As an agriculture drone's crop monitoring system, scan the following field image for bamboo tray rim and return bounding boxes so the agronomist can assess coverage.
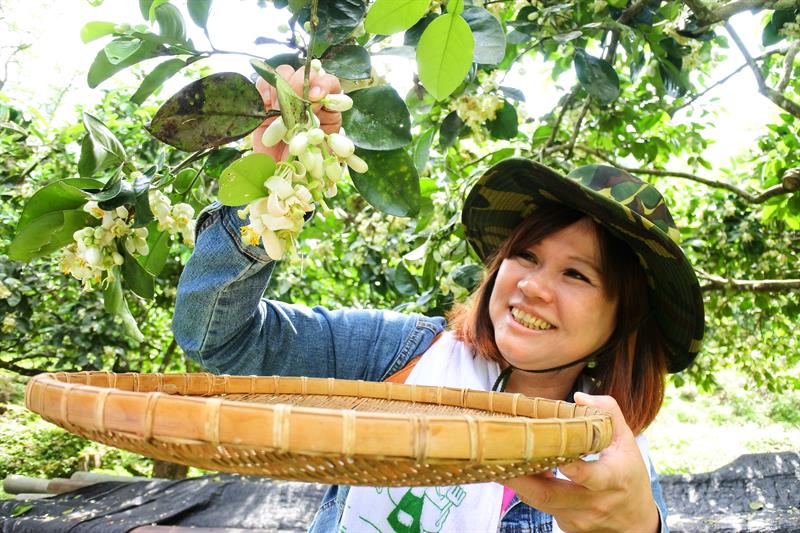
[24,371,614,484]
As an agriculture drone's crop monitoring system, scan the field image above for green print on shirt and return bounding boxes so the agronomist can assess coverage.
[352,486,467,533]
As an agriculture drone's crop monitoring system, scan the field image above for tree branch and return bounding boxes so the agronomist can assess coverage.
[0,358,52,377]
[726,21,800,119]
[698,270,800,292]
[540,88,578,160]
[671,48,788,114]
[685,0,800,29]
[548,143,797,203]
[777,41,800,93]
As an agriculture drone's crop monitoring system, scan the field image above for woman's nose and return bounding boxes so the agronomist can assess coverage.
[517,272,554,302]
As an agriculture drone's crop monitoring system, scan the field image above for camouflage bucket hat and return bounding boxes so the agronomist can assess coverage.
[462,158,704,373]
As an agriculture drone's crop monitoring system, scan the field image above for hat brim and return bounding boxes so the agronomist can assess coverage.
[462,158,704,373]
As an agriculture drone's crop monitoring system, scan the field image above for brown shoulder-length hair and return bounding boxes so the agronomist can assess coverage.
[449,203,669,434]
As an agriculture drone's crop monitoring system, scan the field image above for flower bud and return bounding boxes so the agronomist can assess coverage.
[112,252,124,266]
[261,117,287,147]
[346,153,368,174]
[124,238,136,256]
[327,133,355,159]
[85,247,103,267]
[116,206,129,219]
[322,93,353,112]
[307,127,325,146]
[288,132,309,156]
[311,58,323,72]
[325,158,345,181]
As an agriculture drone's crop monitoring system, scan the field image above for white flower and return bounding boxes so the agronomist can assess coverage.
[346,154,368,174]
[322,93,353,112]
[261,228,286,260]
[261,117,288,147]
[288,132,309,156]
[264,175,294,199]
[0,282,11,300]
[327,133,355,159]
[307,128,325,146]
[84,246,103,267]
[83,201,104,218]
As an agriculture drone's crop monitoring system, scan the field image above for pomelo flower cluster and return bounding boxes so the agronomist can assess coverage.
[60,203,146,288]
[148,189,196,246]
[60,191,195,289]
[239,66,367,260]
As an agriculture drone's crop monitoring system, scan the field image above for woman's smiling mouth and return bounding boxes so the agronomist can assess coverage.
[510,307,554,331]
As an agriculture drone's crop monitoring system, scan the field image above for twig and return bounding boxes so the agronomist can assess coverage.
[566,98,591,159]
[540,88,578,160]
[671,48,787,115]
[777,42,800,93]
[687,0,799,29]
[550,143,795,203]
[726,21,800,118]
[303,0,320,113]
[697,269,800,292]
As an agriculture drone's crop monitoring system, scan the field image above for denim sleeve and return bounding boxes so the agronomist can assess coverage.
[172,202,445,381]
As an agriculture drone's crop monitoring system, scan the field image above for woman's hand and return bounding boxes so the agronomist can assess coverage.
[252,64,343,162]
[504,393,660,533]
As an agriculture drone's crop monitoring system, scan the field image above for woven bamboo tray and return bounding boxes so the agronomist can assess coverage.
[25,372,612,486]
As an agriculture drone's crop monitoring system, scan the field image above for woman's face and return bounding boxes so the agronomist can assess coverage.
[488,217,619,372]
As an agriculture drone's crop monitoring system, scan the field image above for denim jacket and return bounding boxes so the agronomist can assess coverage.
[173,202,670,533]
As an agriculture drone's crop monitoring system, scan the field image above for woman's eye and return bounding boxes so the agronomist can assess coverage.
[565,269,590,283]
[517,251,537,263]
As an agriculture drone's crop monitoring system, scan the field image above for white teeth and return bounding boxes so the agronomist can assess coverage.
[511,308,553,331]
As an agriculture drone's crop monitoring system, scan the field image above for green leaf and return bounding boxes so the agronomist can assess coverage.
[416,12,474,100]
[103,272,144,342]
[131,58,188,104]
[140,224,170,276]
[342,86,412,150]
[439,110,465,149]
[486,99,518,140]
[250,59,304,130]
[364,0,429,35]
[88,40,164,88]
[188,0,213,29]
[204,147,242,178]
[17,178,99,231]
[120,243,155,299]
[461,7,505,65]
[447,0,465,15]
[155,3,187,42]
[146,73,267,152]
[413,126,436,174]
[147,0,171,22]
[218,153,276,205]
[97,179,135,211]
[316,0,367,47]
[132,173,154,228]
[351,147,420,217]
[451,263,482,290]
[393,262,419,295]
[78,112,127,177]
[574,49,620,105]
[104,38,143,65]
[762,9,797,46]
[404,12,437,47]
[9,210,97,262]
[321,45,372,80]
[81,21,118,43]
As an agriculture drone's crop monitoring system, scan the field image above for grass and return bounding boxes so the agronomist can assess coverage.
[647,369,800,475]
